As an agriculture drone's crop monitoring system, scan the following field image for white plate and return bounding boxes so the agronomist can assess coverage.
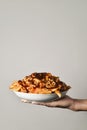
[13,91,67,102]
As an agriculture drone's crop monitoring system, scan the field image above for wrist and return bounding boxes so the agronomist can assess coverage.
[68,98,77,111]
[69,98,87,111]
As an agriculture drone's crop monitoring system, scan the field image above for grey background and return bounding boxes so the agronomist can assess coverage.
[0,0,87,130]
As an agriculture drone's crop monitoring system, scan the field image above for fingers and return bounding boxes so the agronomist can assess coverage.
[31,101,58,107]
[21,99,32,103]
[32,101,50,106]
[21,99,50,106]
[21,99,53,107]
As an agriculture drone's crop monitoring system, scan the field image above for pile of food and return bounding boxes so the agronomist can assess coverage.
[10,72,70,97]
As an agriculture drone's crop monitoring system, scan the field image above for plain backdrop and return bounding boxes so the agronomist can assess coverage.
[0,0,87,130]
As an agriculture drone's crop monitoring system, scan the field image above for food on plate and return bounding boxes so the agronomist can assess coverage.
[9,72,71,97]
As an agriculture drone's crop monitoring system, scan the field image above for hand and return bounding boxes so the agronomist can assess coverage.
[21,95,75,111]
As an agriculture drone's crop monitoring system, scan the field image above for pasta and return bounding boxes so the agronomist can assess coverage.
[10,72,71,97]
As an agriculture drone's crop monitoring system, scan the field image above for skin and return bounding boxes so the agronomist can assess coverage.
[21,95,87,111]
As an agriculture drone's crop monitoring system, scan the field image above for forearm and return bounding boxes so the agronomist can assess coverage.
[70,99,87,111]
